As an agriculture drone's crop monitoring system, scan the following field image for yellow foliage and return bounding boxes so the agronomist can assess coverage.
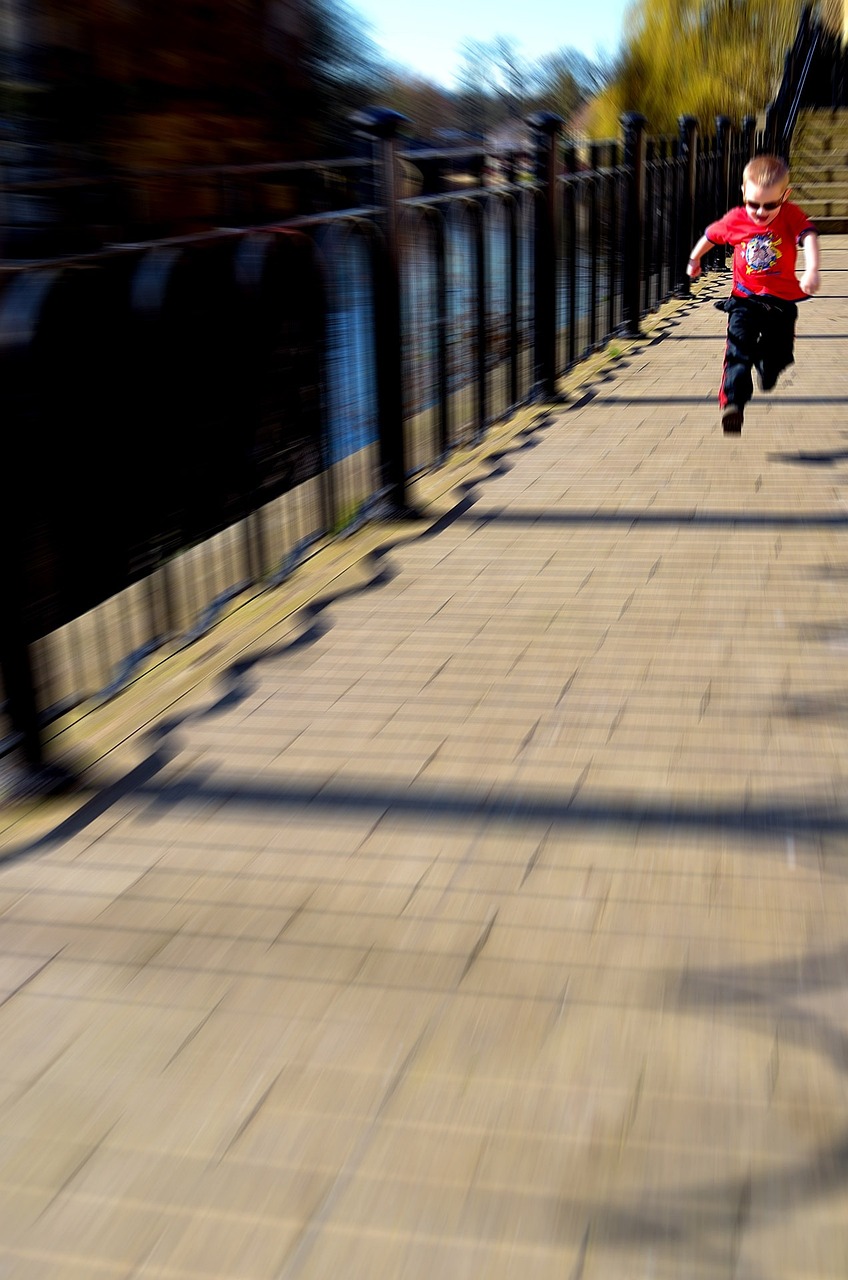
[584,0,812,137]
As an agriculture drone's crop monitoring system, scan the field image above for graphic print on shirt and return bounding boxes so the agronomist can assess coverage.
[744,232,781,275]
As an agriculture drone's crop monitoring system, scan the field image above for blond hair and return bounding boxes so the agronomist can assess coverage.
[743,155,789,188]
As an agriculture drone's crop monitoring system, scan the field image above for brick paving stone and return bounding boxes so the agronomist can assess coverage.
[2,245,848,1276]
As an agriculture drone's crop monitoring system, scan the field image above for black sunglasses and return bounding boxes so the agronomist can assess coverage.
[745,197,785,211]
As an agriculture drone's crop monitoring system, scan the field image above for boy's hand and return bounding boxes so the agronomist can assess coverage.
[800,269,820,295]
[686,257,701,278]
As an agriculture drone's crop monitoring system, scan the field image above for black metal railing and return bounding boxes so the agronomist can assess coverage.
[558,140,626,368]
[0,109,760,778]
[762,2,848,160]
[0,155,377,260]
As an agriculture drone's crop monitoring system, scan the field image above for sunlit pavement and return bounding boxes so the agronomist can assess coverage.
[2,244,848,1278]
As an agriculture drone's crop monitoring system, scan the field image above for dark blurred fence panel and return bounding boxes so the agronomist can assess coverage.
[0,113,758,767]
[0,227,331,750]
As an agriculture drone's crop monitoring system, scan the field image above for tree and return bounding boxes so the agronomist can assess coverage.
[455,39,500,137]
[584,0,814,137]
[491,37,528,124]
[528,47,610,132]
[294,0,389,149]
[379,72,456,143]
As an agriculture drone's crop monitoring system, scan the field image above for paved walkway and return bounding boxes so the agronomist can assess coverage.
[3,242,848,1279]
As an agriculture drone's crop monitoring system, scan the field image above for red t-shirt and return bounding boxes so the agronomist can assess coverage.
[705,202,816,301]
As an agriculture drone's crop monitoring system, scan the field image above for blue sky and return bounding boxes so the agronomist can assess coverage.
[350,0,631,86]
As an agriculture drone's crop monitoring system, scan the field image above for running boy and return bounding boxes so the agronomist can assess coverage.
[686,154,820,434]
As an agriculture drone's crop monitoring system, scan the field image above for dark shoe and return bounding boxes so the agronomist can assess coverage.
[721,404,744,434]
[757,368,779,392]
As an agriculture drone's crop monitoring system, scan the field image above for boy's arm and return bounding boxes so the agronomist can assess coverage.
[686,235,715,278]
[799,230,820,295]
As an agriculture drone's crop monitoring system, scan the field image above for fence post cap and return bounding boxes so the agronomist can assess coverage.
[620,111,647,129]
[526,111,563,134]
[351,107,408,139]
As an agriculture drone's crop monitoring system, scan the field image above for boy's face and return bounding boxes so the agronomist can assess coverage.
[742,178,789,227]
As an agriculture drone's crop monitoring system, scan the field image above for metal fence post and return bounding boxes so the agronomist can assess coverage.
[0,566,41,769]
[354,107,416,518]
[527,111,562,399]
[734,115,757,198]
[588,140,601,349]
[562,141,578,370]
[715,116,732,270]
[678,116,698,293]
[0,515,72,797]
[741,115,756,163]
[621,112,647,336]
[0,272,74,797]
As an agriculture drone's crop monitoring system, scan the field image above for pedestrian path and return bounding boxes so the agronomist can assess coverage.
[2,242,848,1278]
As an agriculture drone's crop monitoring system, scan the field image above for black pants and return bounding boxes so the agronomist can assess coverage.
[717,294,798,408]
